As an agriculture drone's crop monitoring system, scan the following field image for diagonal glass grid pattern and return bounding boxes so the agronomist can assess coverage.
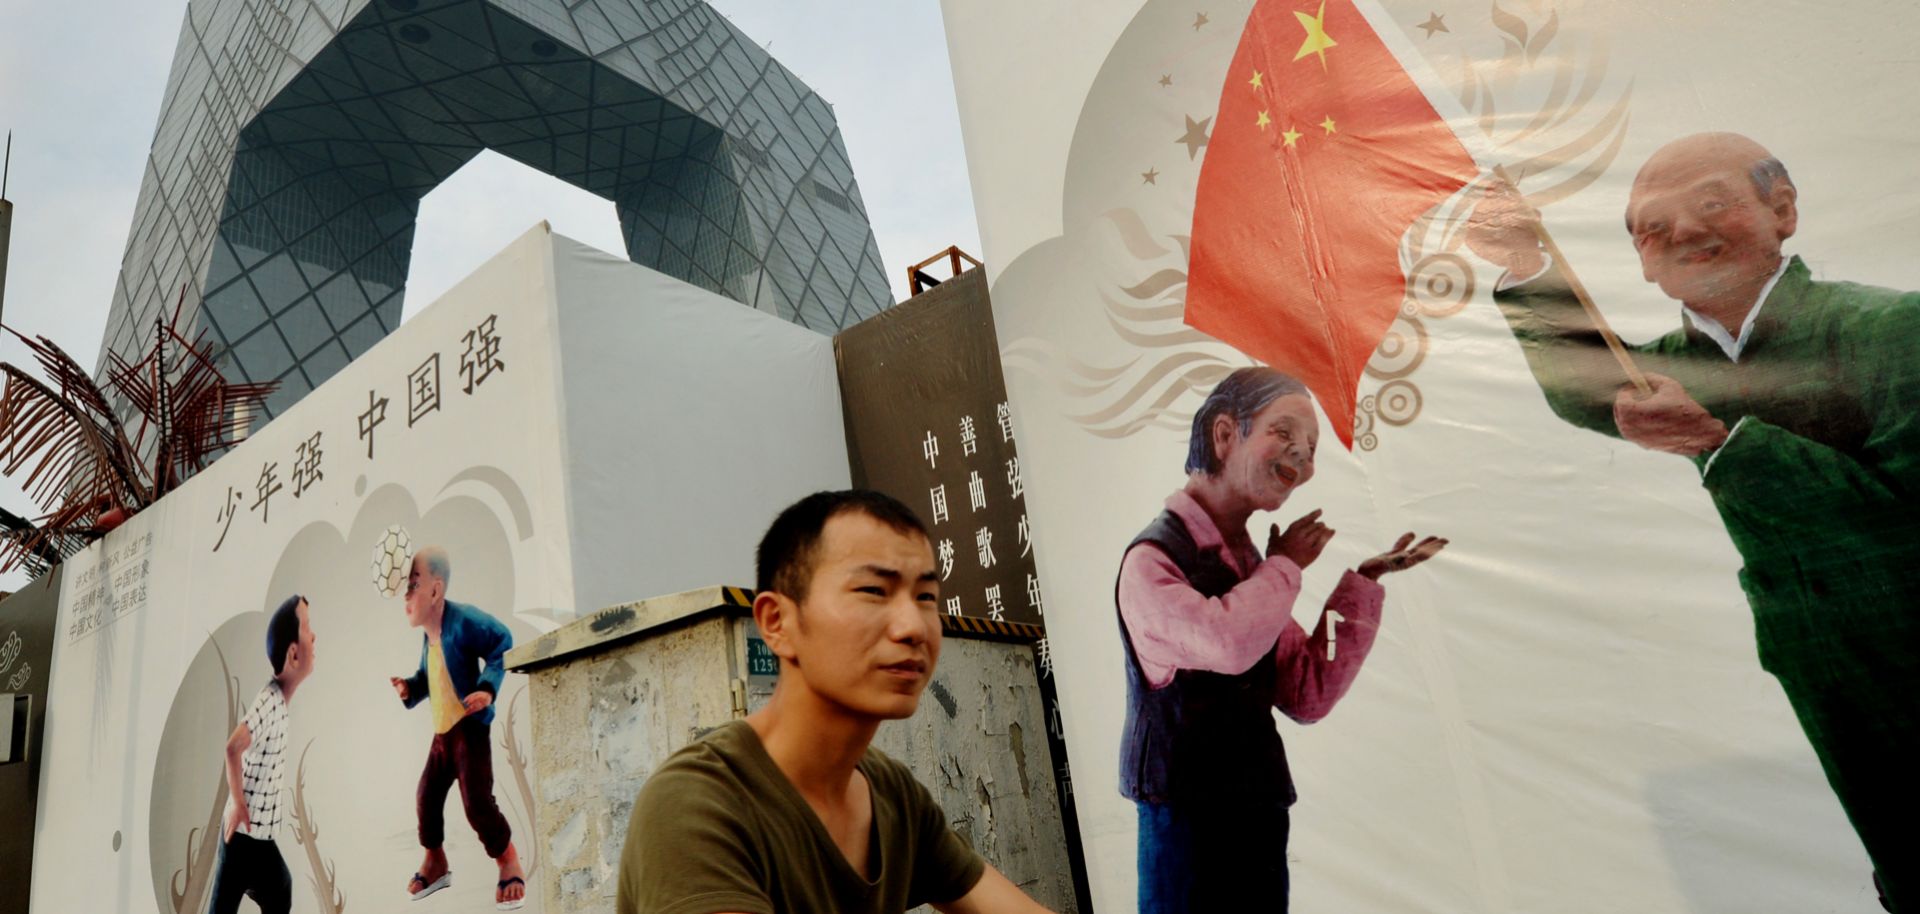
[101,0,895,428]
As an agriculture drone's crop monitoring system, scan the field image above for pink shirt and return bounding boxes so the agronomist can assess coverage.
[1118,490,1386,722]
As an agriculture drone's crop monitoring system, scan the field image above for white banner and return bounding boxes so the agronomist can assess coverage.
[942,0,1920,910]
[29,226,851,914]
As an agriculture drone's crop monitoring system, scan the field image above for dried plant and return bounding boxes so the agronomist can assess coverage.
[500,684,541,880]
[291,740,347,914]
[0,288,274,575]
[170,640,241,914]
[0,505,63,570]
[105,292,277,491]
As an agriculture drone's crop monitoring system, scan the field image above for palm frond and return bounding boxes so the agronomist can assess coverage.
[0,364,133,509]
[0,286,277,576]
[8,328,121,429]
[0,501,94,576]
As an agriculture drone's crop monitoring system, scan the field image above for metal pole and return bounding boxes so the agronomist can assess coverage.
[1490,164,1650,396]
[0,131,13,325]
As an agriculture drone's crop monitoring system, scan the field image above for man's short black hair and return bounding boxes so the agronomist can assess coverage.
[1186,366,1309,475]
[265,594,305,676]
[756,490,930,599]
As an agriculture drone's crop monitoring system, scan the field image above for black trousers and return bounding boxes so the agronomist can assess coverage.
[207,832,290,914]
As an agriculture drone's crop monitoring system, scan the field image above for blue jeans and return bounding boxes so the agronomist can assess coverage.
[1137,799,1290,913]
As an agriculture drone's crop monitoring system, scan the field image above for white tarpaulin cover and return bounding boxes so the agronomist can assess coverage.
[940,0,1920,910]
[27,226,848,914]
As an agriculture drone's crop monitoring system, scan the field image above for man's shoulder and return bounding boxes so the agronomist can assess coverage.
[444,598,495,622]
[621,724,780,914]
[444,599,509,635]
[640,724,760,806]
[629,724,774,861]
[1766,273,1920,362]
[1781,258,1919,317]
[661,722,752,768]
[1823,279,1920,318]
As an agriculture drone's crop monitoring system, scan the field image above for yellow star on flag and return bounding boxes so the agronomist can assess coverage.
[1249,69,1263,89]
[1320,114,1338,134]
[1282,127,1302,147]
[1294,1,1337,67]
[1256,110,1272,130]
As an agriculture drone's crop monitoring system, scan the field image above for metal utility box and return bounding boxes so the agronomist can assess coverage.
[505,586,1077,914]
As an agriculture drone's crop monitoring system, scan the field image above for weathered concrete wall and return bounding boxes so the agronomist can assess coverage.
[513,592,1077,914]
[525,614,738,912]
[870,638,1076,913]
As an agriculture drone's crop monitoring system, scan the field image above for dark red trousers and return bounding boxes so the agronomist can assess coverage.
[416,714,512,858]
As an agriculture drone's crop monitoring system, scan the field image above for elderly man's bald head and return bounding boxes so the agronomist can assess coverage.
[1629,132,1794,224]
[402,546,452,627]
[1634,134,1777,187]
[413,546,450,585]
[1624,132,1798,312]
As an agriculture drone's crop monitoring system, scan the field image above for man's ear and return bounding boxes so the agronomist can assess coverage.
[1770,180,1798,241]
[754,591,801,663]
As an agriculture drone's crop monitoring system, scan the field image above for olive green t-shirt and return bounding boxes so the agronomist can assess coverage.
[617,721,986,914]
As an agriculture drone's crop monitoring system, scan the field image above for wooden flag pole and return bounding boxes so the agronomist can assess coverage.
[1491,164,1652,397]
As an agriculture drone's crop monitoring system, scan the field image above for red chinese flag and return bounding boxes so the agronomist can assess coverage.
[1185,0,1479,448]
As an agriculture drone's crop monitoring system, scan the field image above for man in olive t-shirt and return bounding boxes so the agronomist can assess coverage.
[617,490,1057,914]
[620,720,982,913]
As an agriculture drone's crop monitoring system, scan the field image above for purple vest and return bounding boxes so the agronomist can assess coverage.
[1115,509,1296,807]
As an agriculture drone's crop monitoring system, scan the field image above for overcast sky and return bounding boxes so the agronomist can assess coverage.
[0,0,980,589]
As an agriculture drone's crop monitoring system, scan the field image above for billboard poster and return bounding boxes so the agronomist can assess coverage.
[23,224,854,914]
[30,231,573,914]
[941,0,1920,910]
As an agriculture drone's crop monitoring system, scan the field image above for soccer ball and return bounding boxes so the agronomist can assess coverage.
[371,525,413,597]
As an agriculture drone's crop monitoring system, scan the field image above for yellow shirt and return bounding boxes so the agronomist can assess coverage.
[426,640,467,735]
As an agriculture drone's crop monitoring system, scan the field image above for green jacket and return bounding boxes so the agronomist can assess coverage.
[1496,252,1920,906]
[1494,256,1920,692]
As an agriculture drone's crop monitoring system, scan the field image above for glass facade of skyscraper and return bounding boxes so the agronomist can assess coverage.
[102,0,894,419]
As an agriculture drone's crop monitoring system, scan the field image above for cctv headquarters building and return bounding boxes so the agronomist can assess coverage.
[101,0,895,419]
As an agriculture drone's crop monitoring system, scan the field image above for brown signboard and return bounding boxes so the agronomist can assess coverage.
[835,268,1043,631]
